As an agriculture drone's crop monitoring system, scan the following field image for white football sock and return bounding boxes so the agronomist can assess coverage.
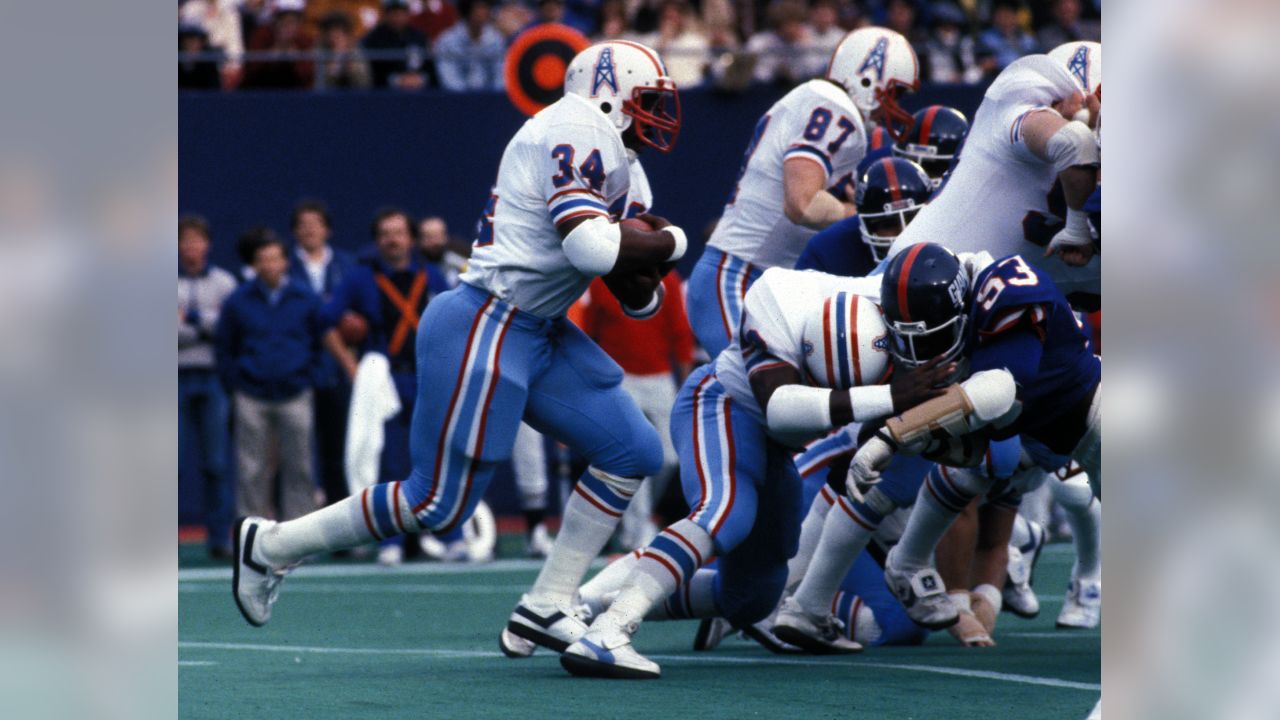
[1053,475,1101,581]
[894,466,992,569]
[652,568,717,620]
[602,519,713,629]
[793,494,881,617]
[1010,512,1033,549]
[528,467,638,607]
[786,487,837,592]
[577,550,641,616]
[257,482,418,567]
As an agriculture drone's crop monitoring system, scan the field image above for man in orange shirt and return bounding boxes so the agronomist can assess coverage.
[576,272,695,549]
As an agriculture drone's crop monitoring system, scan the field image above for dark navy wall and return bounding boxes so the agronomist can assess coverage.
[180,83,985,276]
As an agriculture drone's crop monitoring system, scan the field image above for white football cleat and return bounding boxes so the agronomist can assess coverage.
[772,596,863,654]
[1002,546,1041,618]
[883,547,959,630]
[526,523,554,559]
[693,617,732,651]
[376,543,404,567]
[504,595,589,652]
[498,626,538,658]
[232,517,292,627]
[561,621,660,679]
[1057,578,1101,629]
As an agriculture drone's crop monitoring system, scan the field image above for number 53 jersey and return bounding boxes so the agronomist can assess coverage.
[708,79,868,270]
[460,92,652,319]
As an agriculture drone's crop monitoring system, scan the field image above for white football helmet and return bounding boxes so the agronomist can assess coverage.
[1048,41,1101,99]
[826,27,921,140]
[563,40,681,152]
[801,292,891,390]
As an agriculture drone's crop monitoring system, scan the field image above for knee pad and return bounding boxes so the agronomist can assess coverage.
[721,563,787,627]
[588,465,644,497]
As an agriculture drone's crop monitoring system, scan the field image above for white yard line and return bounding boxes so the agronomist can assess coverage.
[179,582,528,594]
[177,641,1099,691]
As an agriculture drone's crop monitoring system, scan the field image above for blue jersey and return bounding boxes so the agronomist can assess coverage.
[793,216,879,278]
[967,254,1100,453]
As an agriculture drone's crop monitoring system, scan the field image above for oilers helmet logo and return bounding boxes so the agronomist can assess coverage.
[857,37,889,82]
[591,47,619,97]
[1067,45,1091,92]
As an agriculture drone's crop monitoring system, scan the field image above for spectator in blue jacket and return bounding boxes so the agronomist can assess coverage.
[321,207,448,564]
[288,200,359,507]
[216,229,323,522]
[978,0,1039,77]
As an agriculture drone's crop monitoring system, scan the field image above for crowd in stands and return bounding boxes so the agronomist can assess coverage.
[179,0,1100,91]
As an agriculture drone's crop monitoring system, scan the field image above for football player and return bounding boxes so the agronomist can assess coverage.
[685,28,920,357]
[230,42,691,661]
[884,42,1101,296]
[559,267,952,678]
[795,155,935,278]
[893,104,970,189]
[848,244,1101,628]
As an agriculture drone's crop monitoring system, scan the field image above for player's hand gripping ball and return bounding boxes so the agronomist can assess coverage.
[604,216,671,310]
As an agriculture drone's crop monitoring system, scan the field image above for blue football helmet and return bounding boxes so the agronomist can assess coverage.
[855,157,933,262]
[893,105,970,188]
[879,243,969,368]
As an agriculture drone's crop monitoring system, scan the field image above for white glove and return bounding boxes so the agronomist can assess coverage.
[1046,208,1096,264]
[846,434,894,502]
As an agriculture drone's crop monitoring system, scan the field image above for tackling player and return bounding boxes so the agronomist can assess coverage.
[230,42,691,660]
[848,244,1101,627]
[559,267,951,678]
[685,27,921,357]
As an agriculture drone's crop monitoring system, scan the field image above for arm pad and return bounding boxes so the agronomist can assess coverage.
[884,370,1018,448]
[1046,120,1101,175]
[766,384,833,439]
[798,190,847,229]
[562,216,622,276]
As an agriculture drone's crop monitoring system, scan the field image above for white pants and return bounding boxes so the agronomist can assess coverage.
[618,372,680,548]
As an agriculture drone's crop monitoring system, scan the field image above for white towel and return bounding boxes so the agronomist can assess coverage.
[344,352,401,496]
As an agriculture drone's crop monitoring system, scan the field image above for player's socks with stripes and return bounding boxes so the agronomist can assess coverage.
[893,466,993,569]
[528,467,638,607]
[1052,477,1101,580]
[656,568,717,620]
[577,550,641,616]
[257,481,419,567]
[833,592,880,644]
[793,493,884,617]
[604,520,714,629]
[786,487,837,592]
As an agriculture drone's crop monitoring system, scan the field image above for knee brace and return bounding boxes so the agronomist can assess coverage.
[588,465,644,497]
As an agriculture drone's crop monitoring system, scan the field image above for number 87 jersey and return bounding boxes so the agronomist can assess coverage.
[709,78,868,270]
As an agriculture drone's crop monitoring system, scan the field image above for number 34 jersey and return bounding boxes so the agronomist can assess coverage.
[460,93,652,319]
[708,79,868,270]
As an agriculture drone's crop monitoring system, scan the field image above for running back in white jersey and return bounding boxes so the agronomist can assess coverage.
[709,79,868,270]
[461,93,646,318]
[715,267,880,423]
[886,55,1099,297]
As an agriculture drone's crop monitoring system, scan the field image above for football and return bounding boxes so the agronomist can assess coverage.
[337,311,368,345]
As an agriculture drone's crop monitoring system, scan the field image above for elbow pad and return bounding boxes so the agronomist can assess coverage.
[797,190,847,229]
[961,369,1017,423]
[1046,120,1101,175]
[766,384,833,440]
[562,216,622,276]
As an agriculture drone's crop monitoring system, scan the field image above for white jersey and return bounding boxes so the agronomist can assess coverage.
[715,267,879,423]
[460,93,650,318]
[709,79,867,270]
[887,55,1099,297]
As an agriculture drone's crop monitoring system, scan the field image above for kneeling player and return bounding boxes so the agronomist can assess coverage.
[559,267,951,678]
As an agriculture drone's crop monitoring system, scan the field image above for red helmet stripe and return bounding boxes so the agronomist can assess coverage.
[896,243,926,323]
[610,40,665,76]
[882,157,902,203]
[822,297,835,386]
[919,105,940,145]
[849,295,863,386]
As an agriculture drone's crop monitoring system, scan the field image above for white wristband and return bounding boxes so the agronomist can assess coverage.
[663,225,687,263]
[848,384,895,423]
[621,282,664,320]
